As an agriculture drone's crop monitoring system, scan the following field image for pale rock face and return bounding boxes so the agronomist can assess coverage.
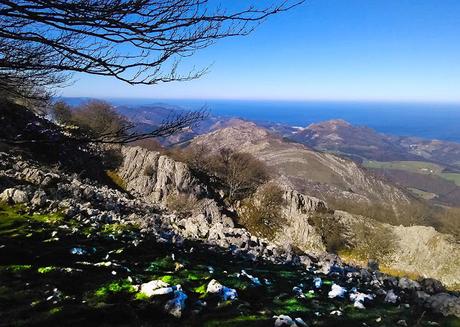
[278,188,327,253]
[0,188,29,204]
[118,146,205,203]
[391,226,460,287]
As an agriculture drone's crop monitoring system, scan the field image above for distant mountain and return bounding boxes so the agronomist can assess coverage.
[189,120,414,215]
[280,119,460,206]
[288,119,417,162]
[109,103,460,206]
[114,103,238,145]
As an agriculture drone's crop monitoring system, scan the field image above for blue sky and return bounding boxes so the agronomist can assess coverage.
[62,0,460,103]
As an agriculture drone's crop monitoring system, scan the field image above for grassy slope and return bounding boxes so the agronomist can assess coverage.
[0,203,459,327]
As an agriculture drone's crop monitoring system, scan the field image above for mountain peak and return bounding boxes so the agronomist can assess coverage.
[306,119,351,130]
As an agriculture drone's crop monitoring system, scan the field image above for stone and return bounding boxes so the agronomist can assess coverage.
[164,290,188,318]
[273,315,297,327]
[139,280,176,297]
[384,289,399,304]
[420,278,446,295]
[328,284,346,299]
[367,259,379,272]
[31,189,47,207]
[206,279,238,301]
[0,188,29,204]
[424,293,460,317]
[398,277,421,291]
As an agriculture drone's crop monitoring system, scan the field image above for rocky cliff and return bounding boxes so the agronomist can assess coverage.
[116,145,460,287]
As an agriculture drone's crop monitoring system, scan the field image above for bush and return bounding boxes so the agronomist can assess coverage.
[166,193,200,217]
[309,213,349,253]
[351,221,397,264]
[208,148,269,203]
[51,101,73,124]
[169,146,269,204]
[71,100,129,138]
[239,183,285,239]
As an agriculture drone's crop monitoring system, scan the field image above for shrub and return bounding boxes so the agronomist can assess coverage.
[71,100,129,138]
[51,101,73,124]
[169,146,269,204]
[208,148,269,203]
[351,221,397,264]
[309,213,349,253]
[239,183,285,239]
[106,170,127,190]
[166,193,200,217]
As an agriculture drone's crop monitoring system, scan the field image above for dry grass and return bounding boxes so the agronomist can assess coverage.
[106,170,127,190]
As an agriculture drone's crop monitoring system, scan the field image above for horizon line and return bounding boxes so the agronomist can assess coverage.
[60,95,460,106]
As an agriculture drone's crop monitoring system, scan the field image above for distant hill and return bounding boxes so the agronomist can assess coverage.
[278,119,460,206]
[189,120,414,217]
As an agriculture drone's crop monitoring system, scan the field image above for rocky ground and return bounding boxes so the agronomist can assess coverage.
[1,150,460,326]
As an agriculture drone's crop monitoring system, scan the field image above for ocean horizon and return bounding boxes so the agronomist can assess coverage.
[64,97,460,143]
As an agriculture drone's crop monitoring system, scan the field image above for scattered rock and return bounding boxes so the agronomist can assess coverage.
[164,290,188,318]
[328,284,346,299]
[384,289,399,304]
[140,280,178,297]
[206,279,238,301]
[0,188,29,204]
[420,278,446,295]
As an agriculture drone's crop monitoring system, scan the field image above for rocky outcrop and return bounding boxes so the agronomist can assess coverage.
[118,146,205,203]
[333,210,460,287]
[391,225,460,287]
[277,187,327,252]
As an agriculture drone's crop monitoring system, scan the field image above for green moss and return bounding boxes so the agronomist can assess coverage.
[193,284,207,295]
[101,223,137,236]
[272,297,305,314]
[135,292,150,301]
[92,279,137,302]
[5,264,32,272]
[49,307,62,315]
[203,315,269,327]
[160,275,175,284]
[146,256,176,273]
[0,202,63,237]
[38,266,56,274]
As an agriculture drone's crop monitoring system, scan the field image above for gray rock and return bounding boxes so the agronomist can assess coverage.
[424,293,460,318]
[31,190,47,207]
[367,259,379,272]
[398,277,421,291]
[420,278,446,295]
[0,188,29,204]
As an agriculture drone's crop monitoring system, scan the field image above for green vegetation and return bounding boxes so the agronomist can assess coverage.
[363,160,460,187]
[91,279,137,302]
[440,173,460,187]
[238,182,286,240]
[0,202,458,326]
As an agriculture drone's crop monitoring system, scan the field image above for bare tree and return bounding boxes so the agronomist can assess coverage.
[0,0,303,89]
[0,0,302,143]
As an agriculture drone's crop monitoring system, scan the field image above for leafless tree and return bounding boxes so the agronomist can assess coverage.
[0,0,302,143]
[0,0,303,89]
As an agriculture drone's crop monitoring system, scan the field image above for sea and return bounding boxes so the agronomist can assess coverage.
[65,98,460,143]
